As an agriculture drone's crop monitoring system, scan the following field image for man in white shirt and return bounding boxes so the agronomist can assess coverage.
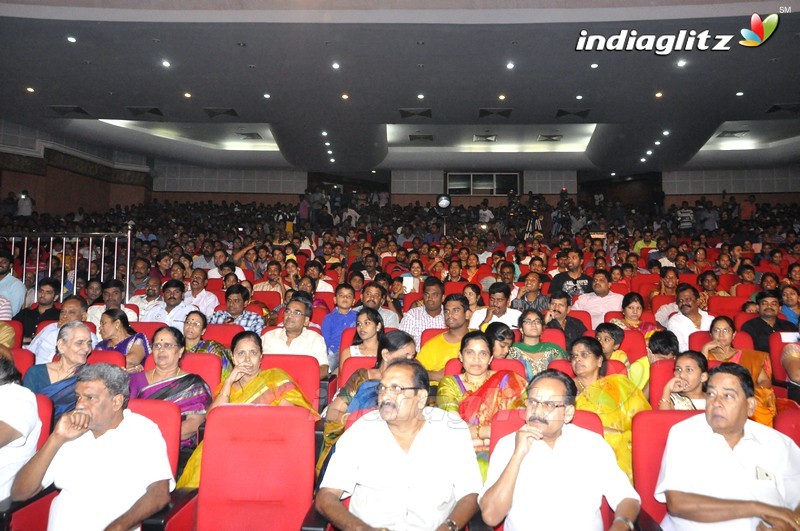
[141,279,195,329]
[128,276,163,316]
[480,369,640,530]
[29,295,99,364]
[183,268,219,318]
[656,363,800,530]
[317,359,481,530]
[359,283,400,329]
[11,364,173,530]
[261,292,328,378]
[666,284,715,352]
[206,250,245,281]
[305,261,334,293]
[469,282,522,330]
[86,279,138,338]
[572,270,625,329]
[0,357,41,499]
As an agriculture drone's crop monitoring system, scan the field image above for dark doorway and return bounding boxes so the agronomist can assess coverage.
[577,172,663,215]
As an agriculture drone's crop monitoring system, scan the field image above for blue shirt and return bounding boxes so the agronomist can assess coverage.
[321,309,357,368]
[0,273,27,315]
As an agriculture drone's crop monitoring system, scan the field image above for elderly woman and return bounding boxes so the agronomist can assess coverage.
[317,330,417,476]
[130,326,212,449]
[97,308,151,372]
[437,331,527,479]
[177,330,318,488]
[338,307,385,370]
[700,315,777,426]
[507,309,567,380]
[610,292,659,337]
[23,321,92,420]
[658,350,708,410]
[572,337,650,482]
[183,310,233,380]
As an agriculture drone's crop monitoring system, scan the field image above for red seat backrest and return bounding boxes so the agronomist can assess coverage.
[420,328,447,348]
[203,324,244,349]
[195,406,315,531]
[775,408,800,446]
[621,330,647,363]
[688,331,754,352]
[340,356,377,386]
[717,273,738,292]
[316,292,335,312]
[734,283,760,299]
[260,354,321,410]
[650,294,675,315]
[444,281,467,296]
[35,394,53,450]
[339,327,357,355]
[648,359,676,409]
[11,348,35,378]
[251,290,282,309]
[568,310,592,331]
[206,278,224,292]
[127,398,181,476]
[769,332,797,383]
[632,410,703,521]
[540,328,566,349]
[87,349,126,367]
[242,269,255,283]
[707,296,750,318]
[403,292,424,313]
[35,320,58,336]
[131,321,165,343]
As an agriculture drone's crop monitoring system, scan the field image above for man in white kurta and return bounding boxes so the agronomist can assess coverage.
[655,364,800,531]
[317,360,482,531]
[666,285,715,352]
[480,369,640,531]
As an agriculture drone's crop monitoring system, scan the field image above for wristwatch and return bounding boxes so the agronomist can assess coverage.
[444,518,458,531]
[614,515,635,530]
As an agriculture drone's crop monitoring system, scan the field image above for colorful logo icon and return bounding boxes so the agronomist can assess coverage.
[739,13,779,47]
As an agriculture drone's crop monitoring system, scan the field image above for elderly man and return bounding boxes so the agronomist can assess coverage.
[0,249,26,316]
[208,284,264,334]
[316,359,481,530]
[261,291,328,379]
[86,279,138,336]
[418,294,473,383]
[480,369,640,530]
[667,283,715,352]
[128,276,163,316]
[13,277,61,342]
[183,268,219,319]
[656,363,800,530]
[545,290,588,349]
[11,363,173,530]
[469,282,522,330]
[29,295,99,364]
[359,282,400,328]
[741,290,796,352]
[141,279,195,328]
[399,277,446,350]
[572,270,624,329]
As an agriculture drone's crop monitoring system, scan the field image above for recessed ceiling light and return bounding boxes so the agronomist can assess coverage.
[610,172,616,176]
[654,140,661,145]
[498,94,506,101]
[330,158,335,162]
[263,93,271,99]
[236,42,246,47]
[506,62,514,69]
[183,92,191,98]
[25,87,35,93]
[640,158,647,162]
[322,131,328,136]
[590,63,599,69]
[324,142,330,146]
[371,170,376,173]
[575,95,583,100]
[662,130,670,136]
[646,150,653,155]
[736,91,744,97]
[67,36,77,43]
[161,60,171,68]
[676,59,687,67]
[327,150,333,154]
[341,93,349,100]
[655,92,663,98]
[332,62,340,69]
[417,94,425,100]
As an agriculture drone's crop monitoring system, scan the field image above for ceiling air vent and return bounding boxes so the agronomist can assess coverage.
[479,108,512,118]
[717,130,749,138]
[236,132,263,140]
[399,108,432,119]
[126,107,164,117]
[538,134,563,142]
[765,103,800,114]
[48,105,91,117]
[204,108,239,118]
[409,134,434,142]
[473,134,497,142]
[556,108,590,118]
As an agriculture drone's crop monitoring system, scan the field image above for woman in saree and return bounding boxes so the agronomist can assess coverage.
[96,308,151,372]
[609,292,660,338]
[700,315,778,426]
[129,326,212,451]
[182,310,233,380]
[463,253,482,283]
[508,308,568,380]
[437,331,527,480]
[23,321,91,420]
[317,330,416,477]
[572,337,651,482]
[178,330,319,488]
[338,307,385,370]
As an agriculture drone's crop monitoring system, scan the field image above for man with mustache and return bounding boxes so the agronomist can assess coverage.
[480,369,640,530]
[741,290,796,353]
[544,290,587,349]
[316,359,481,531]
[667,284,715,352]
[141,279,195,328]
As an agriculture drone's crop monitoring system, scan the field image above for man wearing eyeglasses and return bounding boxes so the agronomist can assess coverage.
[316,359,481,531]
[480,369,640,530]
[261,291,328,379]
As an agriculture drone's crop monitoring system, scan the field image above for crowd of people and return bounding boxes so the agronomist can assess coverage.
[1,188,800,530]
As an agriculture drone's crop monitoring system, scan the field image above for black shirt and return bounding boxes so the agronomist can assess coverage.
[549,272,593,298]
[546,315,588,350]
[13,306,61,340]
[740,317,796,352]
